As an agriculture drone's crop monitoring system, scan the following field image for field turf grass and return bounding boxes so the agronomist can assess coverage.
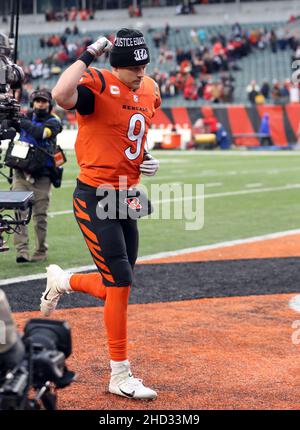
[1,150,300,280]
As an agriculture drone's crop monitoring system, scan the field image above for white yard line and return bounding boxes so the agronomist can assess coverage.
[49,209,73,217]
[245,183,263,188]
[138,228,300,262]
[55,166,300,189]
[288,295,300,312]
[2,228,300,286]
[0,265,97,286]
[157,183,300,204]
[155,150,300,156]
[157,159,188,164]
[204,182,223,187]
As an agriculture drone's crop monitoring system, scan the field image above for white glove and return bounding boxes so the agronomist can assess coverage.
[140,155,159,176]
[87,37,112,57]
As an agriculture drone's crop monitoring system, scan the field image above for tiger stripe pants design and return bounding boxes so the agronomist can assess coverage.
[71,179,139,361]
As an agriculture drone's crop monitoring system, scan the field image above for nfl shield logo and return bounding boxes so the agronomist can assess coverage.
[133,95,139,102]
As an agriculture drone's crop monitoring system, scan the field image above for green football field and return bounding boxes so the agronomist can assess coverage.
[1,150,300,280]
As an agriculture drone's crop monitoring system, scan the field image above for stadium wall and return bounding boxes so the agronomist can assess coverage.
[53,103,300,150]
[150,104,300,147]
[4,0,300,34]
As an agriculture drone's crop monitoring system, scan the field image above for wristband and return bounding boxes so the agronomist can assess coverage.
[143,150,152,160]
[78,51,95,67]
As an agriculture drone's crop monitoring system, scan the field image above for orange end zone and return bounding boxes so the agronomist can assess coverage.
[13,294,300,410]
[142,233,300,264]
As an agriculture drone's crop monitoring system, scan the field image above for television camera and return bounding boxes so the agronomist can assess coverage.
[0,289,75,410]
[0,28,33,252]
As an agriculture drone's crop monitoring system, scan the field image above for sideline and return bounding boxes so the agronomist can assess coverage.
[2,228,300,286]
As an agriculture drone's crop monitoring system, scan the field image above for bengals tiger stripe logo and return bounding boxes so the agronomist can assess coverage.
[125,197,142,210]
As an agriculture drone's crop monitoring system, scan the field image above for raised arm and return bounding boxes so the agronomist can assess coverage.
[52,37,112,110]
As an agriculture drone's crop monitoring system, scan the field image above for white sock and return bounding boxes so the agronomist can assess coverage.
[110,359,130,376]
[58,272,72,293]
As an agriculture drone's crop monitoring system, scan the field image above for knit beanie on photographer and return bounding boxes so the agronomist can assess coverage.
[109,28,150,68]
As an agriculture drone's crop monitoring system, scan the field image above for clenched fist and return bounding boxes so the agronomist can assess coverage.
[87,37,112,57]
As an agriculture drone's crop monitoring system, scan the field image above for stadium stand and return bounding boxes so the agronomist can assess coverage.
[6,1,299,147]
[17,20,296,104]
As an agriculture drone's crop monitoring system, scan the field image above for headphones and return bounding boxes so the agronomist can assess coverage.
[29,89,53,112]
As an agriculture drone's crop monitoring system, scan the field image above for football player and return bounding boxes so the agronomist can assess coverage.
[40,29,160,400]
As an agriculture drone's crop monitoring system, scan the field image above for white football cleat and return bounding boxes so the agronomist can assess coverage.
[109,368,157,400]
[40,264,72,317]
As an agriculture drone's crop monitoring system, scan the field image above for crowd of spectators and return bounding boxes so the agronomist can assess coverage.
[148,20,300,103]
[20,29,114,83]
[175,1,196,15]
[246,78,300,105]
[245,34,300,105]
[39,26,80,48]
[128,0,143,17]
[149,21,255,102]
[45,7,94,22]
[150,68,235,103]
[18,17,300,105]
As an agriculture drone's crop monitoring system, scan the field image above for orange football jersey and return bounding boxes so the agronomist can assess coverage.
[75,68,161,189]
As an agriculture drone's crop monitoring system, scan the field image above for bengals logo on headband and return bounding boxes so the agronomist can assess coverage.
[134,49,148,62]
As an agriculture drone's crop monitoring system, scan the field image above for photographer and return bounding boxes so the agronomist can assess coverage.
[12,89,62,263]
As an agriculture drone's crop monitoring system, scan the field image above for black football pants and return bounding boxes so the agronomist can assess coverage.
[73,179,139,287]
